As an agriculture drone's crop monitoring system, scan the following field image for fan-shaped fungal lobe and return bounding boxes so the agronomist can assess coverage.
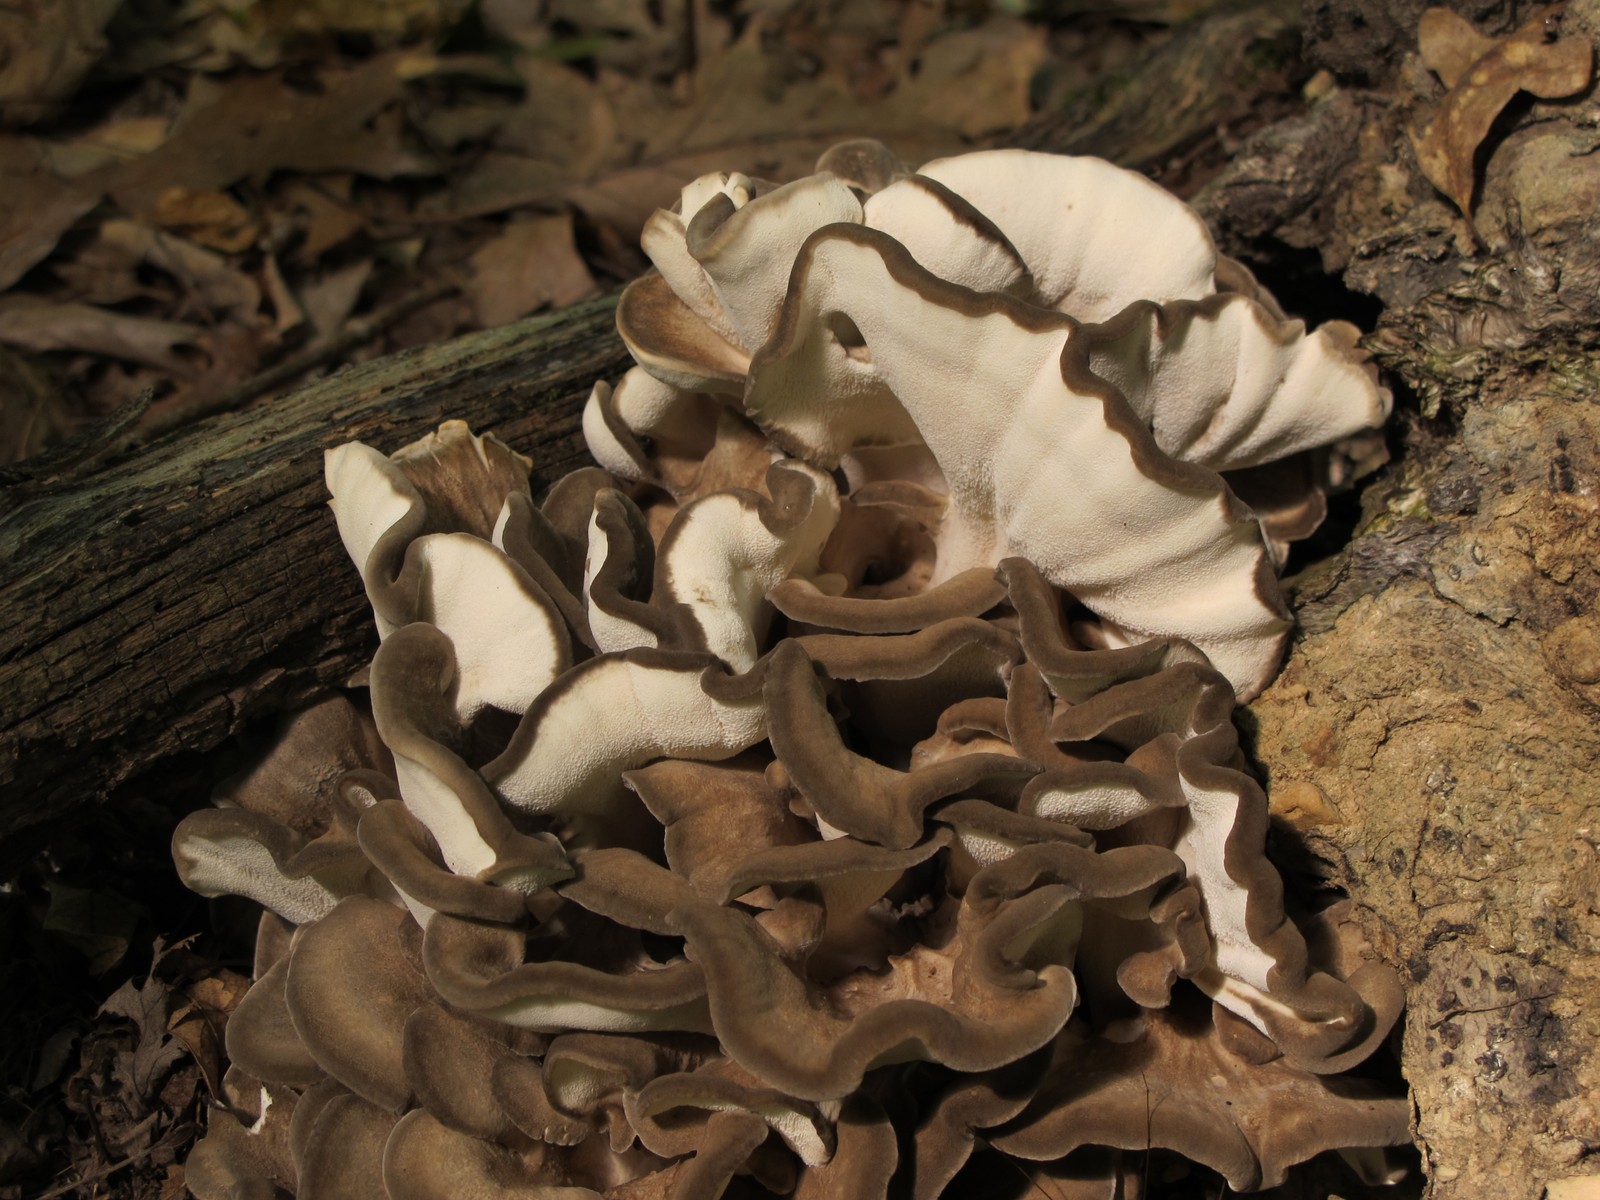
[176,140,1402,1199]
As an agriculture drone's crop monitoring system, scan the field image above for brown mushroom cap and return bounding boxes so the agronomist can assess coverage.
[990,998,1412,1191]
[284,897,430,1112]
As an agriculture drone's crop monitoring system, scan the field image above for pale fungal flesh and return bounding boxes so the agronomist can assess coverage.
[175,141,1404,1199]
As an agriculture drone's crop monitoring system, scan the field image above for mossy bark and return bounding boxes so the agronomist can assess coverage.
[0,296,630,873]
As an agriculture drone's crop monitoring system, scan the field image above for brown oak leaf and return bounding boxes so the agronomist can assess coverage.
[1410,7,1594,220]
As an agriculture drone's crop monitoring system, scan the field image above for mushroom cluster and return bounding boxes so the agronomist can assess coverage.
[174,142,1405,1199]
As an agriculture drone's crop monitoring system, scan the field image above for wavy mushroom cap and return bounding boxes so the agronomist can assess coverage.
[600,141,1389,702]
[178,138,1403,1200]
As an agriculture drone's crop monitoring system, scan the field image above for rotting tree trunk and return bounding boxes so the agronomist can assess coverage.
[0,295,630,875]
[1192,0,1600,1195]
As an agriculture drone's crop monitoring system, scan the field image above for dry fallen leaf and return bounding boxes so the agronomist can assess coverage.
[424,11,1043,241]
[466,211,598,326]
[1411,7,1595,220]
[282,177,369,263]
[166,970,251,1099]
[104,53,437,215]
[0,299,200,372]
[98,220,263,319]
[39,115,170,179]
[99,973,186,1102]
[151,187,261,254]
[300,258,374,337]
[0,138,98,292]
[0,0,122,126]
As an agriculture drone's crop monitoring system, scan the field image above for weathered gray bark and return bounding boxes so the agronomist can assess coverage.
[0,296,630,874]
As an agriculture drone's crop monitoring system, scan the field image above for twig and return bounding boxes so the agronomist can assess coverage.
[33,1120,195,1200]
[134,280,459,445]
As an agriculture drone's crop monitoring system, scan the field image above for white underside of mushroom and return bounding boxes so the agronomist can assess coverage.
[390,754,499,879]
[488,656,768,817]
[1171,776,1275,997]
[655,468,840,671]
[477,994,712,1036]
[325,442,421,637]
[172,827,341,926]
[915,148,1221,321]
[1086,299,1391,473]
[407,533,569,721]
[748,228,1289,698]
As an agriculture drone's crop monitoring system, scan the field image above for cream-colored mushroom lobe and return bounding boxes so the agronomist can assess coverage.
[747,224,1290,698]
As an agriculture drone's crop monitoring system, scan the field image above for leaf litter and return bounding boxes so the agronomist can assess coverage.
[0,0,1083,469]
[1410,5,1595,224]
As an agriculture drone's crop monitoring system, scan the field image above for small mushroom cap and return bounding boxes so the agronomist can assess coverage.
[291,1085,401,1200]
[764,640,1036,850]
[183,1080,299,1200]
[370,623,574,889]
[815,139,908,195]
[225,957,322,1089]
[326,421,535,636]
[383,1108,604,1200]
[401,1002,530,1142]
[172,807,365,926]
[284,897,430,1112]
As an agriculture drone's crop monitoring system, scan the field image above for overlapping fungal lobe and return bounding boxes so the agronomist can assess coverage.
[179,138,1406,1200]
[610,141,1389,701]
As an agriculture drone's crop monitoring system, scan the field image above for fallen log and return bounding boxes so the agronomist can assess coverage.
[0,295,630,874]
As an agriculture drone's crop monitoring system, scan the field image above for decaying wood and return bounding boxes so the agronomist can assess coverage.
[1196,2,1600,1195]
[0,295,630,874]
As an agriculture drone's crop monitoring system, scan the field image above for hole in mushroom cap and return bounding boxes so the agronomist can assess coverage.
[828,312,873,365]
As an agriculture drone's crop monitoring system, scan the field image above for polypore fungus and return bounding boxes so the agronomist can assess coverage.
[177,141,1404,1199]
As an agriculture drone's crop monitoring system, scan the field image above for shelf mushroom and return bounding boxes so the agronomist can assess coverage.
[176,141,1405,1200]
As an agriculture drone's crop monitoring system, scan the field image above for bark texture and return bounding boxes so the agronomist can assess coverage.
[1199,1,1600,1195]
[0,296,630,873]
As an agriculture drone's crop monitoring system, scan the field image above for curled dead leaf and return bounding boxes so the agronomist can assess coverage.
[0,139,98,292]
[98,221,262,319]
[167,970,252,1098]
[151,188,260,254]
[465,212,598,327]
[0,0,121,126]
[105,54,435,215]
[1410,7,1594,220]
